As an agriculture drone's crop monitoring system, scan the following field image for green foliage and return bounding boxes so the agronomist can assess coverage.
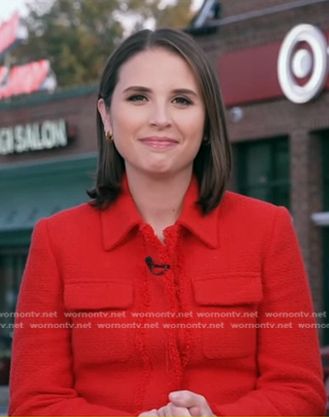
[13,0,123,87]
[153,0,194,29]
[124,0,194,31]
[12,0,195,88]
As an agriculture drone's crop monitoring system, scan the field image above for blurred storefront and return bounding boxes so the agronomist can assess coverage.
[190,0,329,342]
[0,86,98,380]
[0,0,329,389]
[0,11,98,372]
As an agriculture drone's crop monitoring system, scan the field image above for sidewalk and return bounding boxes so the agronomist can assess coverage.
[0,386,8,416]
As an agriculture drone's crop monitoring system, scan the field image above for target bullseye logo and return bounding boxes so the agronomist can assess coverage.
[278,24,328,103]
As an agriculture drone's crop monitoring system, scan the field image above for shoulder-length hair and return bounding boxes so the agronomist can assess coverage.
[88,28,231,214]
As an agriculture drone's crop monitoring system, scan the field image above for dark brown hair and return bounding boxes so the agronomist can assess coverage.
[88,28,231,214]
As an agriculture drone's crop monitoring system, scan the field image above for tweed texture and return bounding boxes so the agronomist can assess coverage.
[9,178,326,416]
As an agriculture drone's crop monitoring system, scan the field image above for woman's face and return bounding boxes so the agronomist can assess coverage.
[98,47,206,179]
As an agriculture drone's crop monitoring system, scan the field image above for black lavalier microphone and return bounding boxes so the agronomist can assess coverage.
[145,256,170,276]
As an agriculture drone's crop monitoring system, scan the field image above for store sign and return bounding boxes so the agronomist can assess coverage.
[0,60,57,100]
[0,119,68,155]
[277,24,329,104]
[218,24,329,107]
[0,12,27,59]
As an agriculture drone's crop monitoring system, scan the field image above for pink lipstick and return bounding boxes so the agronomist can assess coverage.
[139,136,178,149]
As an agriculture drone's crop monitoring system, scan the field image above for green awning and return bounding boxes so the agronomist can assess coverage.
[0,154,97,246]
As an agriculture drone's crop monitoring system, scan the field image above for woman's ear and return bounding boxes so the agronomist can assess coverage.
[97,98,112,133]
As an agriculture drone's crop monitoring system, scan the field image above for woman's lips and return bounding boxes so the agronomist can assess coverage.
[139,137,178,149]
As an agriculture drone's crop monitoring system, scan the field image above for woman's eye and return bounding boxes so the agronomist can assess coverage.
[173,97,192,106]
[128,94,147,102]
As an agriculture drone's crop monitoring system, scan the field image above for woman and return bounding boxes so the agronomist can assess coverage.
[9,28,326,416]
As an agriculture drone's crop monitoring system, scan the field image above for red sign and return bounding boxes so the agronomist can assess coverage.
[0,60,54,100]
[218,43,283,106]
[218,29,329,106]
[0,12,23,58]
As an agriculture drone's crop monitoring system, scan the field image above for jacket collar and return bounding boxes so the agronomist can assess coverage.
[176,177,219,249]
[101,175,219,251]
[101,175,142,251]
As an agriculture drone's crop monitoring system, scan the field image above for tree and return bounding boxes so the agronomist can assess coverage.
[12,0,195,88]
[14,0,124,87]
[155,0,194,29]
[124,0,194,31]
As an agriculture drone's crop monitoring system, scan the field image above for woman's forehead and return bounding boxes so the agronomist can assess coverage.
[115,48,200,92]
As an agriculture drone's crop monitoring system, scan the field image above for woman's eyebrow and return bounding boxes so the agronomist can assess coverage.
[122,86,151,93]
[172,88,198,97]
[122,86,198,97]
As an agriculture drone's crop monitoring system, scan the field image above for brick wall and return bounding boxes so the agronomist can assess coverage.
[220,0,288,18]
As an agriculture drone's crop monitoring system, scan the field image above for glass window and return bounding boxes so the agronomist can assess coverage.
[0,249,28,340]
[235,137,290,209]
[0,248,27,385]
[323,137,329,211]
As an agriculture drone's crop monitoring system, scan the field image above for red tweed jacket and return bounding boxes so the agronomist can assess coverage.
[9,178,326,416]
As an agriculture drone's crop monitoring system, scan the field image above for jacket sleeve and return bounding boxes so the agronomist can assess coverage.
[9,219,132,416]
[210,207,326,416]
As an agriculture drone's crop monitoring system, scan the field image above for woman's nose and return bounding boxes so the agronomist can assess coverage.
[149,103,172,129]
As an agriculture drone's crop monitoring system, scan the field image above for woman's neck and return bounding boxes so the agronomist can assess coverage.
[126,169,192,240]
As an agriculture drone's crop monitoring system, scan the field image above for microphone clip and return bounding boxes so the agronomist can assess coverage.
[145,256,170,276]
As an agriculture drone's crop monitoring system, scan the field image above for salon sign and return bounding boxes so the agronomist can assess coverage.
[0,119,68,155]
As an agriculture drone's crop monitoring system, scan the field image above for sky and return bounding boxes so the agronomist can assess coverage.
[0,0,31,23]
[0,0,204,24]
